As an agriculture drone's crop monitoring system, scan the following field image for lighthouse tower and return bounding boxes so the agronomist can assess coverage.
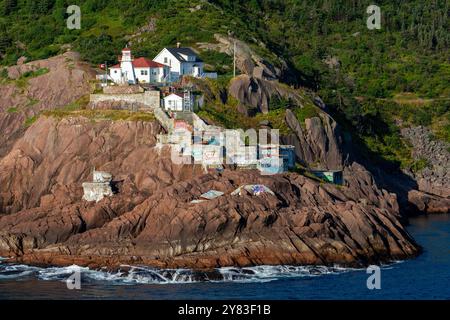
[119,47,136,84]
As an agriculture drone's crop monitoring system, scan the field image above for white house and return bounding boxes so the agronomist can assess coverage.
[153,46,205,81]
[164,92,194,112]
[109,48,170,85]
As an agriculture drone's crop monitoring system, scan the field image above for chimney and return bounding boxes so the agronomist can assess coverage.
[176,42,181,48]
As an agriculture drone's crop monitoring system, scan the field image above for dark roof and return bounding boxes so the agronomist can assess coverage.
[166,47,203,62]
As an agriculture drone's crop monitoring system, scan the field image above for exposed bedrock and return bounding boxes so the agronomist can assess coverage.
[400,126,450,214]
[0,52,95,158]
[283,109,343,170]
[0,116,418,270]
[228,74,314,115]
[0,116,202,215]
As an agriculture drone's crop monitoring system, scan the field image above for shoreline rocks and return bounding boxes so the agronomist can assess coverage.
[0,116,420,269]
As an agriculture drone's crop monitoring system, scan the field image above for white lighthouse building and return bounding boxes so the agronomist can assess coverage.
[108,45,216,85]
[113,47,136,84]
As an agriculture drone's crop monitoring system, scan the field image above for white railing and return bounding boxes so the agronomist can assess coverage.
[96,74,113,81]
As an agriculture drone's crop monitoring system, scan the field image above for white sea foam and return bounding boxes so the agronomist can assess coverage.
[0,264,40,279]
[0,260,369,284]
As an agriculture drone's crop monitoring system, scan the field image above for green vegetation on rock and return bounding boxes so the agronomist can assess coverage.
[0,0,448,172]
[294,104,320,127]
[24,115,38,127]
[41,109,156,122]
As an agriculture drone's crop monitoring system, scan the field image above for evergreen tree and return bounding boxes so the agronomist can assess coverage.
[3,0,17,15]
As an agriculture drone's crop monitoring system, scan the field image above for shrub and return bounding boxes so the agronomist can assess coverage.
[411,158,429,173]
[24,115,38,127]
[294,104,320,126]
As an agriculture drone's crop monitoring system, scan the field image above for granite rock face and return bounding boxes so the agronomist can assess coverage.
[228,75,303,114]
[401,126,450,197]
[197,34,284,81]
[284,109,343,170]
[0,116,419,270]
[401,126,450,213]
[0,117,200,215]
[0,51,95,158]
[0,50,441,271]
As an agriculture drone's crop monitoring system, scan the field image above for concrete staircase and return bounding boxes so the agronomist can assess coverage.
[174,112,194,125]
[153,106,173,132]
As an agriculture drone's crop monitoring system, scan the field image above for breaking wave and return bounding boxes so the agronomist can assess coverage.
[0,257,368,284]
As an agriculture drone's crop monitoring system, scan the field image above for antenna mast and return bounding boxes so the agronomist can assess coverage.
[233,40,236,78]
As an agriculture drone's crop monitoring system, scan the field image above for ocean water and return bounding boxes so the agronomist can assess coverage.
[0,214,449,300]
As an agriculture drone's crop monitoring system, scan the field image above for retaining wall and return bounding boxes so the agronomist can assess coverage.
[90,91,160,109]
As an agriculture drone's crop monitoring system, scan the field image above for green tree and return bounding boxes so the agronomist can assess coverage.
[3,0,17,15]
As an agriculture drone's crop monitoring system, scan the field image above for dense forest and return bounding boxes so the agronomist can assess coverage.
[0,0,449,170]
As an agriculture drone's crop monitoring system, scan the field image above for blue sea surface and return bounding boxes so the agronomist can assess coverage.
[0,214,449,300]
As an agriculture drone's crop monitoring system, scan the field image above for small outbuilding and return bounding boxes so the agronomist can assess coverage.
[311,170,344,185]
[163,92,194,112]
[82,170,114,202]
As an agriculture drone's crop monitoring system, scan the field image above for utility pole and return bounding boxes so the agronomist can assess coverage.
[233,40,236,78]
[104,61,108,86]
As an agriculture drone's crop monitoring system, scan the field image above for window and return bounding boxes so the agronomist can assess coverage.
[114,70,117,73]
[140,70,148,75]
[164,57,168,63]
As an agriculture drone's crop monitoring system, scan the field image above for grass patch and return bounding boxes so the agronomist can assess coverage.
[14,68,50,90]
[411,158,429,173]
[294,104,320,127]
[254,109,291,135]
[15,77,29,89]
[0,68,10,84]
[7,107,18,113]
[431,112,450,144]
[41,109,156,122]
[392,92,434,106]
[198,103,297,135]
[20,68,50,79]
[61,95,91,111]
[25,98,40,108]
[24,115,38,127]
[290,164,324,182]
[197,104,249,129]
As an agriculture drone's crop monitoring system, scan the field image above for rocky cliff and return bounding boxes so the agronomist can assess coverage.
[400,126,450,214]
[0,50,443,271]
[0,115,418,269]
[0,116,201,215]
[0,52,95,157]
[283,109,343,170]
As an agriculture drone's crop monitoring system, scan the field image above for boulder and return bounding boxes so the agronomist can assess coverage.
[284,109,343,169]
